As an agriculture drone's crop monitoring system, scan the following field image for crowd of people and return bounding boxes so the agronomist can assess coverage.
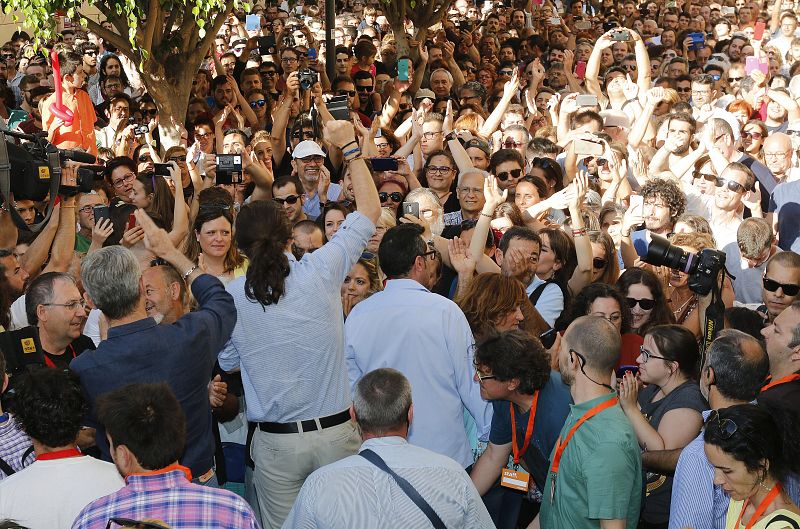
[1,0,800,527]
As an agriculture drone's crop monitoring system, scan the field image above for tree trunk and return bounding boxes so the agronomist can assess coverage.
[146,64,196,149]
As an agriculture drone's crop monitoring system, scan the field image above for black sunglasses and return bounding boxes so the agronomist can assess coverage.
[592,257,607,269]
[250,99,268,108]
[706,409,738,439]
[356,85,373,92]
[169,155,187,162]
[715,177,747,193]
[379,191,404,203]
[274,195,301,205]
[141,108,158,116]
[627,297,655,310]
[338,90,356,97]
[496,168,522,181]
[261,70,278,76]
[138,155,152,162]
[693,171,716,181]
[763,276,800,296]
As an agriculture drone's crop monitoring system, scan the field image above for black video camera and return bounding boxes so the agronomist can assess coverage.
[641,234,726,296]
[297,68,318,91]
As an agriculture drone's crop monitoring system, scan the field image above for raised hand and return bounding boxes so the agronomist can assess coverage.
[448,236,477,276]
[91,217,114,246]
[484,174,508,210]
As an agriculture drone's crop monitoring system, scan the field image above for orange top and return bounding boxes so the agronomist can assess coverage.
[42,88,98,156]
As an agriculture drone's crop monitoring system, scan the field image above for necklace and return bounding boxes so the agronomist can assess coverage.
[670,289,696,317]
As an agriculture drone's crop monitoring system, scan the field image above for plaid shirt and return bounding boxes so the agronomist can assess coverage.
[0,413,35,481]
[71,466,261,529]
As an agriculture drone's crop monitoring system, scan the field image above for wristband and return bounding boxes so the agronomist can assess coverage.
[572,228,587,237]
[183,265,198,281]
[340,140,359,151]
[343,146,362,158]
[480,212,492,218]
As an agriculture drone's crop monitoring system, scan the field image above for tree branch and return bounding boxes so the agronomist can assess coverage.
[150,0,168,55]
[81,15,133,59]
[143,0,161,56]
[94,2,130,41]
[163,8,180,47]
[190,2,236,65]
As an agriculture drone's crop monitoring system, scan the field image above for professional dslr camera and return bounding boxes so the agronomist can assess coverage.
[297,68,318,91]
[639,233,726,296]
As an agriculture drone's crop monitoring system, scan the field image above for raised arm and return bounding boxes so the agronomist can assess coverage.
[270,72,300,169]
[480,69,521,137]
[166,162,189,247]
[566,173,593,296]
[326,120,381,223]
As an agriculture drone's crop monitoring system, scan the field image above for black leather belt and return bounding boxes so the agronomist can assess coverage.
[258,409,351,434]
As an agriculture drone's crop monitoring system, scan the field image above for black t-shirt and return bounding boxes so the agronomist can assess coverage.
[45,334,95,370]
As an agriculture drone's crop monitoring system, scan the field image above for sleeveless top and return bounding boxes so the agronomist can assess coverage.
[725,500,800,529]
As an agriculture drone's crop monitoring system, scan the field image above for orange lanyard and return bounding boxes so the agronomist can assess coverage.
[734,483,783,529]
[129,463,193,482]
[550,397,619,475]
[510,391,539,466]
[761,374,800,393]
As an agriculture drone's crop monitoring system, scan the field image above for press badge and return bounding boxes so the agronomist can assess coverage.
[501,466,530,492]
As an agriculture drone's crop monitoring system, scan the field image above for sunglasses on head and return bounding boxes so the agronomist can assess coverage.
[763,276,800,296]
[496,168,522,181]
[380,191,404,202]
[715,177,747,193]
[250,99,268,108]
[592,257,607,269]
[627,297,655,310]
[274,195,301,205]
[706,409,738,439]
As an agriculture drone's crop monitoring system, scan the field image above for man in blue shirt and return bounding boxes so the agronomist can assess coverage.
[470,330,572,529]
[71,210,236,486]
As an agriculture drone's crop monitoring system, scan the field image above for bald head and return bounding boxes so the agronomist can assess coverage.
[763,132,792,152]
[564,315,621,373]
[763,133,793,177]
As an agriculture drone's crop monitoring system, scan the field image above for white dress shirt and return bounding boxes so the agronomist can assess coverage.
[345,279,492,468]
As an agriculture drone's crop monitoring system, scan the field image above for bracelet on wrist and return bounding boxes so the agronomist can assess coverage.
[340,140,359,151]
[480,212,492,218]
[343,147,362,158]
[572,228,587,237]
[183,265,198,281]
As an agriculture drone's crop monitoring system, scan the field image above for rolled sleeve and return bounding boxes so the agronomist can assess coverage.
[307,211,376,284]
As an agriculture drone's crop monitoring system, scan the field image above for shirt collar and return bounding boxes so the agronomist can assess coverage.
[360,436,408,451]
[126,463,192,490]
[107,317,158,340]
[571,391,618,413]
[383,278,428,292]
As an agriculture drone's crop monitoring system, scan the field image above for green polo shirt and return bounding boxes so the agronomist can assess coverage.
[539,392,642,529]
[75,232,91,254]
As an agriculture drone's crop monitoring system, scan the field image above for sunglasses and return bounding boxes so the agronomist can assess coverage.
[250,99,268,108]
[592,257,607,269]
[84,50,98,56]
[274,195,301,205]
[338,90,356,97]
[169,155,187,162]
[141,108,158,117]
[503,139,523,148]
[356,85,373,92]
[261,70,278,77]
[706,409,738,439]
[676,87,692,92]
[763,276,800,296]
[715,177,747,193]
[475,367,496,382]
[742,131,763,140]
[627,297,655,310]
[693,171,716,181]
[138,155,152,162]
[292,131,316,139]
[380,191,404,202]
[496,168,522,181]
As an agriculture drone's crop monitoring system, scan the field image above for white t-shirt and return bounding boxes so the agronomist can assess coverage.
[0,455,124,529]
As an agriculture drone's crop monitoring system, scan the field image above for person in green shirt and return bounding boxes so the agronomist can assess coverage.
[533,315,642,529]
[74,192,106,254]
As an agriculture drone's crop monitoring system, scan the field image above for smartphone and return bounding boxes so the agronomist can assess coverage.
[153,163,171,176]
[397,58,410,82]
[615,365,639,379]
[754,21,766,41]
[688,32,705,50]
[215,154,243,185]
[576,94,597,107]
[402,201,420,218]
[575,60,587,80]
[92,204,110,224]
[371,157,399,171]
[245,14,261,32]
[722,6,736,14]
[746,56,769,75]
[326,94,350,121]
[548,16,561,25]
[539,328,558,349]
[574,138,604,156]
[307,48,317,61]
[610,30,631,41]
[575,20,592,30]
[134,125,149,136]
[128,213,137,230]
[629,194,644,211]
[258,35,276,56]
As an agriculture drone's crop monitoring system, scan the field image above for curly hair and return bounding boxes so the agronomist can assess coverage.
[474,330,552,394]
[12,368,86,447]
[640,178,686,225]
[670,231,716,253]
[456,273,528,338]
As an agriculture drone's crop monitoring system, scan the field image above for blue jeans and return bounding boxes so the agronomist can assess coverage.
[192,468,219,488]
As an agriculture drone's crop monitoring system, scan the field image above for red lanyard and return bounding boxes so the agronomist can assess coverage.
[761,374,800,393]
[550,397,619,475]
[44,344,77,369]
[37,447,83,461]
[734,483,783,529]
[510,391,539,465]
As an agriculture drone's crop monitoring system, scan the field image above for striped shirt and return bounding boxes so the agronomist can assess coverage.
[71,467,260,529]
[219,211,375,422]
[283,436,495,529]
[0,413,34,480]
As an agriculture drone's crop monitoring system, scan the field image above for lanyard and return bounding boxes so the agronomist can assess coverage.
[761,374,800,393]
[130,463,193,482]
[36,447,83,461]
[510,391,539,465]
[734,483,783,529]
[43,344,77,369]
[550,397,619,475]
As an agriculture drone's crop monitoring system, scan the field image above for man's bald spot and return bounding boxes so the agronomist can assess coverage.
[763,132,792,152]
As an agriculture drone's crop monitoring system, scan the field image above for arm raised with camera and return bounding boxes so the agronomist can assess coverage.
[270,72,300,169]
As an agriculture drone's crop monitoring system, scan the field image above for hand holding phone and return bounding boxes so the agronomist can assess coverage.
[402,201,420,218]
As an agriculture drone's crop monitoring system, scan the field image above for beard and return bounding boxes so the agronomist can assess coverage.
[558,354,575,386]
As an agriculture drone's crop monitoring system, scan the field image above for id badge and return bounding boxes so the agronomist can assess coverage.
[501,466,530,492]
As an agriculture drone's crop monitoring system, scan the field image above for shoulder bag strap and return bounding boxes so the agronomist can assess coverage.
[529,280,552,306]
[0,456,16,477]
[764,514,800,529]
[359,449,447,529]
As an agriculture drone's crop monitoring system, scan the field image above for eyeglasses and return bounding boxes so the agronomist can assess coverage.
[250,99,268,109]
[292,131,316,140]
[169,155,187,162]
[496,168,522,181]
[142,108,158,116]
[84,50,97,56]
[592,257,607,269]
[274,195,301,205]
[379,191,404,202]
[356,85,373,92]
[458,186,482,195]
[503,139,523,148]
[261,70,278,77]
[42,299,87,311]
[693,171,716,181]
[427,165,453,173]
[763,276,800,296]
[742,131,763,140]
[374,142,390,149]
[422,131,443,140]
[112,172,136,188]
[281,57,299,63]
[195,131,211,139]
[475,367,496,382]
[715,177,747,193]
[338,90,356,97]
[787,130,800,137]
[706,409,738,439]
[728,76,743,82]
[639,345,670,362]
[764,151,789,159]
[627,297,655,310]
[78,205,95,214]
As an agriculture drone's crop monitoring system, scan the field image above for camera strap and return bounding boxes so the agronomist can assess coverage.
[0,134,60,234]
[700,269,727,363]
